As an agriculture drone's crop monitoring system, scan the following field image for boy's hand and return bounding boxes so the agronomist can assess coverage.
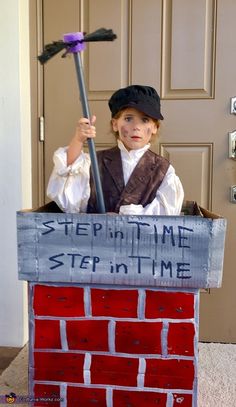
[67,115,96,166]
[75,115,96,143]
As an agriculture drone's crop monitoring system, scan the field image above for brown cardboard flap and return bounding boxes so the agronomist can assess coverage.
[33,201,63,213]
[181,201,223,219]
[181,200,201,216]
[199,206,222,219]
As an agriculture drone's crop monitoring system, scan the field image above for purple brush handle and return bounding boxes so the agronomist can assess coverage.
[63,32,86,53]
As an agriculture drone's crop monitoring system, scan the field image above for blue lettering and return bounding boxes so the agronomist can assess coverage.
[129,255,150,273]
[115,263,128,274]
[177,262,191,279]
[154,224,158,244]
[76,223,90,236]
[161,260,173,278]
[80,256,90,269]
[162,226,175,246]
[67,253,81,268]
[92,256,100,272]
[114,230,124,239]
[42,221,55,235]
[178,226,194,248]
[58,221,73,235]
[152,259,157,275]
[49,253,64,270]
[93,223,102,236]
[128,221,150,240]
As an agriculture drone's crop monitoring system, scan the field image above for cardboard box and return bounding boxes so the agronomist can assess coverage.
[17,201,226,289]
[17,201,226,406]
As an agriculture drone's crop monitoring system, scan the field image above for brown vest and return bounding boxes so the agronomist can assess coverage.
[87,146,170,213]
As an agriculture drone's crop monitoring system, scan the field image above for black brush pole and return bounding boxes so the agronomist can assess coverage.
[38,29,117,214]
[73,52,106,214]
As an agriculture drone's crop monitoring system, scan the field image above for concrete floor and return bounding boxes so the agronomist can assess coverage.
[0,347,22,375]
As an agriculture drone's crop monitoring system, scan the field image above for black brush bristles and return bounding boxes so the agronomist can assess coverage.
[38,28,117,64]
[84,28,117,42]
[38,41,67,64]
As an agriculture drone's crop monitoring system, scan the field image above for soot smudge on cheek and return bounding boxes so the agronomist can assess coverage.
[120,125,129,137]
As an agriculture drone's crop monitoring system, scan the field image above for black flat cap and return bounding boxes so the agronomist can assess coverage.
[108,85,164,120]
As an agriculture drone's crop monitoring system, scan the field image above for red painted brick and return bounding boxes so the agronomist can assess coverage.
[34,352,84,383]
[67,320,109,351]
[33,384,60,407]
[145,358,195,390]
[145,290,194,319]
[173,393,193,406]
[91,355,139,387]
[115,321,162,354]
[113,389,167,406]
[91,288,138,317]
[34,319,61,349]
[33,285,84,317]
[67,387,106,407]
[168,323,195,356]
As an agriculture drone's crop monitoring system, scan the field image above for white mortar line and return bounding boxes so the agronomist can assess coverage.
[60,320,68,351]
[33,380,194,394]
[84,286,91,316]
[106,387,113,407]
[83,353,91,384]
[34,315,196,322]
[167,392,173,407]
[32,348,195,360]
[161,321,169,357]
[60,383,67,407]
[138,289,145,319]
[138,357,146,374]
[108,320,116,353]
[137,358,146,387]
[137,373,145,388]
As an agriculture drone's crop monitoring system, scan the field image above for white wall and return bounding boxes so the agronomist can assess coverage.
[0,0,31,346]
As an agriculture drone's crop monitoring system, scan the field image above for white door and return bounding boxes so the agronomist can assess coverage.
[38,0,236,342]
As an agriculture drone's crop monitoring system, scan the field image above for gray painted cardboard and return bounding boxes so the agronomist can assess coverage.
[17,212,226,288]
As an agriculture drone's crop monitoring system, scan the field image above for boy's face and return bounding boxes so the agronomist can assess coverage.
[112,108,158,151]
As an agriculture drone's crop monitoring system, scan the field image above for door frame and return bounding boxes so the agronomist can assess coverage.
[29,0,45,208]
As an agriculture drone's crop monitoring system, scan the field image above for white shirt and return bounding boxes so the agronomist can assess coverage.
[47,140,184,215]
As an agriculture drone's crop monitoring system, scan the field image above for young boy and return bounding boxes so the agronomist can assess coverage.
[47,85,184,215]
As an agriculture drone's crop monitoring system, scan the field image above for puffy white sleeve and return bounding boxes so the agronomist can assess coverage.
[119,165,184,216]
[47,147,91,213]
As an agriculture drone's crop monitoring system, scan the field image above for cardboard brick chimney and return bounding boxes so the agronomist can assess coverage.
[17,202,226,407]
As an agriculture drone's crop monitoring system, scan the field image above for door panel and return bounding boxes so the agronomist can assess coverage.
[162,0,216,97]
[40,0,236,342]
[88,0,129,91]
[160,143,213,209]
[132,0,162,88]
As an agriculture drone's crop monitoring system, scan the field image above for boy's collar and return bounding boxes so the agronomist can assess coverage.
[117,139,150,155]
